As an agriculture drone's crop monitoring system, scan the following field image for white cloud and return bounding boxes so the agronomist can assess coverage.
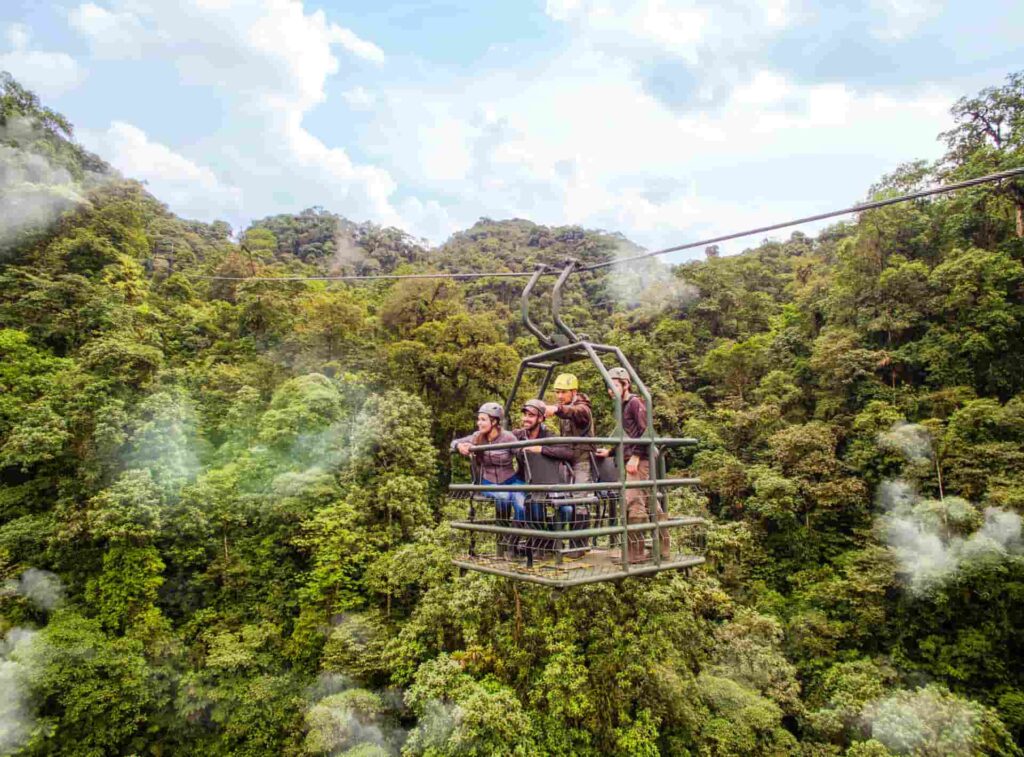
[68,3,147,58]
[732,70,793,106]
[870,0,944,40]
[759,0,791,30]
[544,0,793,66]
[55,0,959,251]
[68,1,382,110]
[330,25,385,64]
[67,1,405,229]
[82,121,243,222]
[270,108,401,226]
[361,49,952,249]
[545,0,583,22]
[398,196,457,244]
[6,24,30,51]
[544,0,706,65]
[0,23,86,97]
[342,86,375,110]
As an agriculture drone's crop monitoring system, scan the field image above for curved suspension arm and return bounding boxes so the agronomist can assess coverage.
[521,264,554,349]
[551,259,581,344]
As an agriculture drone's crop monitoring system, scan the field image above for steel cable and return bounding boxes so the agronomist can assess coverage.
[190,166,1024,282]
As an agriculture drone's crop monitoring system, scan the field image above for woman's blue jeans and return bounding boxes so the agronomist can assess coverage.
[481,476,527,523]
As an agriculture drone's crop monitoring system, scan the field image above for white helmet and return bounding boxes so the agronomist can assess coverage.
[477,402,504,422]
[608,367,630,382]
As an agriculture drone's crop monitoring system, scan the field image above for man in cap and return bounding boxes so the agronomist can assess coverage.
[596,367,670,563]
[515,399,575,460]
[451,402,526,525]
[514,398,574,526]
[544,373,594,484]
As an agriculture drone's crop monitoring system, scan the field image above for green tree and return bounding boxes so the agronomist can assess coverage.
[940,72,1024,238]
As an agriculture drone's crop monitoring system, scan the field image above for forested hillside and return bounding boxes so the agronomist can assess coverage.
[2,69,1024,756]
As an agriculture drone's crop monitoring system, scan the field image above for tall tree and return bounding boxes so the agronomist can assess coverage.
[940,72,1024,238]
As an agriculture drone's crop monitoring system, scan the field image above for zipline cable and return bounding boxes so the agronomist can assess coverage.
[580,165,1024,272]
[194,270,536,282]
[191,166,1024,283]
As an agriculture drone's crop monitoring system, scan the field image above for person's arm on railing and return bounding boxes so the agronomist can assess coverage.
[451,433,476,457]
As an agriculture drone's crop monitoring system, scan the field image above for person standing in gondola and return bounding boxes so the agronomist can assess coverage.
[596,367,670,563]
[544,374,595,556]
[543,373,594,483]
[451,403,526,525]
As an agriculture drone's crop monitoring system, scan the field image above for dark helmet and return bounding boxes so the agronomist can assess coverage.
[521,398,547,417]
[477,402,504,422]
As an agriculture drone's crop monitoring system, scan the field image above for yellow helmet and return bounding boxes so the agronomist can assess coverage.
[552,373,579,391]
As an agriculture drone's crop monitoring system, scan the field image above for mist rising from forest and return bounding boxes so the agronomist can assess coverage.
[862,685,993,753]
[0,116,109,254]
[0,627,38,754]
[331,225,368,273]
[603,239,701,313]
[877,421,934,464]
[303,673,406,754]
[122,389,202,496]
[0,570,64,753]
[875,418,1023,593]
[877,476,1023,595]
[3,568,64,611]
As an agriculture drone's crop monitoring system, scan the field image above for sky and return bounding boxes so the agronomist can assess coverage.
[1,0,1021,260]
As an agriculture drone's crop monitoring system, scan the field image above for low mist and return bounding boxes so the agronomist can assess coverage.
[877,479,1023,594]
[877,421,934,464]
[0,628,39,755]
[0,116,109,255]
[331,225,368,273]
[862,685,995,754]
[603,240,700,314]
[303,673,407,756]
[2,568,65,611]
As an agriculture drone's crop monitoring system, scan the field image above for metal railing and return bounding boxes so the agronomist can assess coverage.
[448,429,706,584]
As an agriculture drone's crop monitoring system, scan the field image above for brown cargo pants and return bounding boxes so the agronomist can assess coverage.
[626,458,670,563]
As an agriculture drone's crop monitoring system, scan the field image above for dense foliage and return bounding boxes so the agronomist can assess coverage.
[2,70,1024,756]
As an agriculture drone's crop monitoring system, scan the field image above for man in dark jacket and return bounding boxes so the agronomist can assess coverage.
[596,367,670,563]
[514,398,575,462]
[514,398,574,526]
[543,373,594,483]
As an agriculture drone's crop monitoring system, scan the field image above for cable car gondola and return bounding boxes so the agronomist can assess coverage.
[449,260,707,587]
